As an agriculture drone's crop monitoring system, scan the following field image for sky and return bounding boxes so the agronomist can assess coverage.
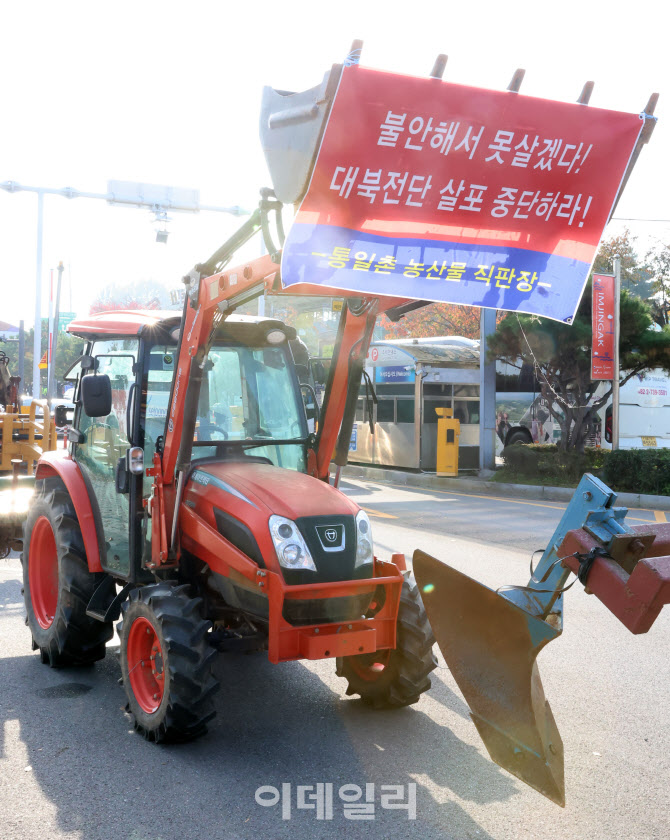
[1,0,668,332]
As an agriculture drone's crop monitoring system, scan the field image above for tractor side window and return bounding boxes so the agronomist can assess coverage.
[77,342,137,447]
[143,348,175,453]
[75,339,138,576]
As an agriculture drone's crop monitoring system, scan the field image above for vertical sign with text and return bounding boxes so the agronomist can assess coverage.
[591,273,615,379]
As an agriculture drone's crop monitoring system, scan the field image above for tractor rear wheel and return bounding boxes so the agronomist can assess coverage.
[22,478,113,666]
[336,574,437,708]
[118,582,219,742]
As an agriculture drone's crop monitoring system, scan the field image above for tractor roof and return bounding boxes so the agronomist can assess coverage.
[67,310,180,339]
[66,309,294,343]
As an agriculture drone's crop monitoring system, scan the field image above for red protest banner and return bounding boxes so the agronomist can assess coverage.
[282,66,647,324]
[591,273,615,379]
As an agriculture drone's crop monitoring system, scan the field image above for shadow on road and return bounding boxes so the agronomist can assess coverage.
[0,573,23,608]
[0,550,522,839]
[0,621,521,840]
[337,479,380,497]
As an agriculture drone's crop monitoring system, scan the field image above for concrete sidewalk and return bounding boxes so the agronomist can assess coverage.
[341,463,670,512]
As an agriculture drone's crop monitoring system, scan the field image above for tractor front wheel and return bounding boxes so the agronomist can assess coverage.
[336,574,437,708]
[118,582,219,742]
[22,478,113,666]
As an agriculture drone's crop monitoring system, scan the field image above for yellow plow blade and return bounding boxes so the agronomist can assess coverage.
[414,549,565,806]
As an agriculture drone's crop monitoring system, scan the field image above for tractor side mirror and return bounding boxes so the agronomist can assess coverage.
[81,374,112,418]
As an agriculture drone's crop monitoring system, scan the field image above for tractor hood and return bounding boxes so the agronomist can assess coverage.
[183,460,366,584]
[185,461,359,521]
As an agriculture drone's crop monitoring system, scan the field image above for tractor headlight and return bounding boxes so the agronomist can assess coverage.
[269,515,317,572]
[355,510,374,568]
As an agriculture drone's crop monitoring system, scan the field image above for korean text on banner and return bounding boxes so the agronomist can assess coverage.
[591,273,615,380]
[281,66,644,323]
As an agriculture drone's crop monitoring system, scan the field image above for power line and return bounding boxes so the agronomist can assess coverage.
[514,314,593,410]
[611,217,670,223]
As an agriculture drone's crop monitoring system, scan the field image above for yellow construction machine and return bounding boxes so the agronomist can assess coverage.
[0,352,58,557]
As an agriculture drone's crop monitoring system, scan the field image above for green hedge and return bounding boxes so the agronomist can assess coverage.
[604,449,670,496]
[498,443,670,495]
[500,444,607,486]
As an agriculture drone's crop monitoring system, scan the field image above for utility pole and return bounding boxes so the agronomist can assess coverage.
[479,307,497,472]
[18,320,25,388]
[32,192,44,398]
[1,179,249,400]
[612,254,621,450]
[47,262,64,403]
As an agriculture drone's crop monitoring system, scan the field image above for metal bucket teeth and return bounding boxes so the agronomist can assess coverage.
[413,549,565,806]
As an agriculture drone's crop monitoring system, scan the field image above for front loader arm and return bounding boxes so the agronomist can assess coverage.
[310,294,416,482]
[314,301,377,482]
[156,253,281,558]
[153,196,417,555]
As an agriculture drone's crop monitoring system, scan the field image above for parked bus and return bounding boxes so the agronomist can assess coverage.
[373,340,559,454]
[307,336,670,471]
[495,361,670,452]
[601,369,670,450]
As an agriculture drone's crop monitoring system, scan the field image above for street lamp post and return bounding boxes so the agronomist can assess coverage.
[1,179,249,399]
[612,254,621,450]
[33,192,44,400]
[47,262,65,403]
[479,308,497,472]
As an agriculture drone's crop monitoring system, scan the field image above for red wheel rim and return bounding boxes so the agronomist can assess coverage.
[126,616,165,713]
[29,516,59,629]
[349,649,392,682]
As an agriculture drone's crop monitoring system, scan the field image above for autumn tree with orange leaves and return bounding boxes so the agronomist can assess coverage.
[379,302,503,339]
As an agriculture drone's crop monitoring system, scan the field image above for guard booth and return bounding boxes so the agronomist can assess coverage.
[349,338,480,472]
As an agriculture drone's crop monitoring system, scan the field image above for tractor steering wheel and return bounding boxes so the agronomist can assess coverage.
[196,423,229,442]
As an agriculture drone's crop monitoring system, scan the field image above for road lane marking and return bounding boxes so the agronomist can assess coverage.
[363,482,566,512]
[361,506,397,519]
[348,478,669,521]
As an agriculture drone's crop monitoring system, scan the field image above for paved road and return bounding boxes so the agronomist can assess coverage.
[341,476,667,556]
[1,480,668,840]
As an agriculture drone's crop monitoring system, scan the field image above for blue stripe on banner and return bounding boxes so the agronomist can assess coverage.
[281,223,592,323]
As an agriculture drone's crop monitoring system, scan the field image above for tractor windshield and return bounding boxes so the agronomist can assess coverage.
[192,342,308,472]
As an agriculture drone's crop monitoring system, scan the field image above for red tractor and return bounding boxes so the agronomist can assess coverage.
[20,51,668,806]
[21,212,437,741]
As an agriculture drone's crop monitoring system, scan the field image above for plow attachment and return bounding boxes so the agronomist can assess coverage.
[414,550,565,805]
[414,473,670,806]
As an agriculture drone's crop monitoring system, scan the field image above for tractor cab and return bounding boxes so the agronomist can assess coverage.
[41,302,418,707]
[63,310,315,583]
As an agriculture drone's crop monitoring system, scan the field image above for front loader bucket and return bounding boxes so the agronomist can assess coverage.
[414,549,565,806]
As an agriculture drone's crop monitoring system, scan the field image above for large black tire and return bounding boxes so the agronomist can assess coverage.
[22,477,114,667]
[118,582,219,742]
[336,574,437,708]
[506,429,532,447]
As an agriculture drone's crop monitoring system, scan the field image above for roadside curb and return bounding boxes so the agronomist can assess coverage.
[339,464,670,512]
